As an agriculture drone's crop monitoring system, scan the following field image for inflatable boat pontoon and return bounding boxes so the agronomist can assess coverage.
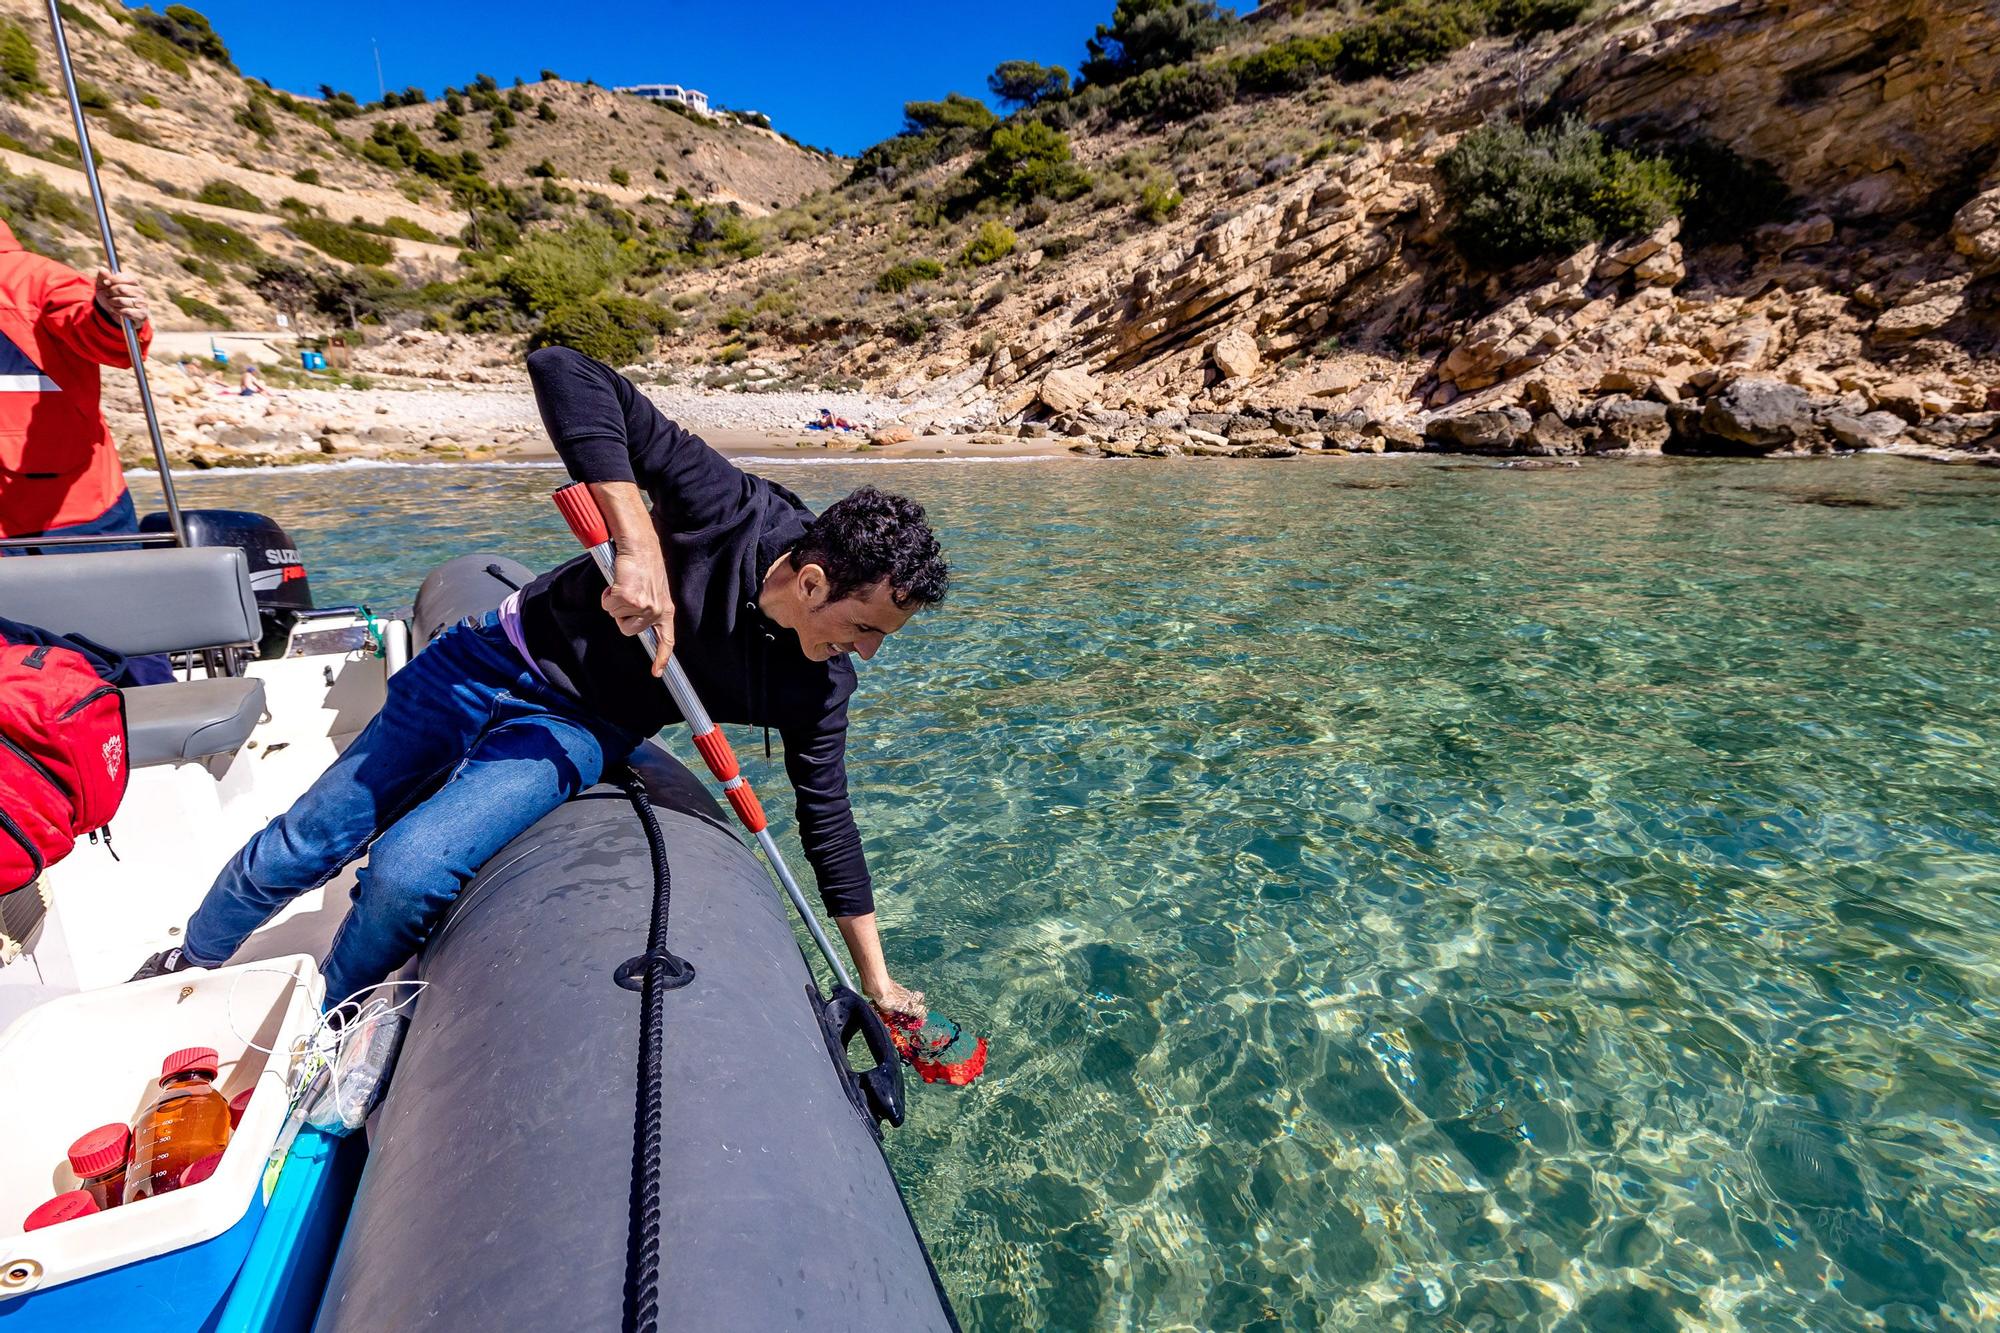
[0,533,958,1332]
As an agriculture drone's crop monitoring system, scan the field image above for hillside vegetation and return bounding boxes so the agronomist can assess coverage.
[0,0,1994,460]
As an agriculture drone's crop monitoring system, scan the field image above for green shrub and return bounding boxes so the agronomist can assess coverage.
[234,94,275,139]
[169,211,266,265]
[527,159,557,178]
[0,166,85,257]
[1337,1,1487,80]
[196,178,264,212]
[288,215,395,265]
[967,121,1091,204]
[169,291,231,326]
[528,296,663,365]
[716,305,753,333]
[496,224,625,312]
[902,93,997,135]
[1439,118,1688,266]
[372,215,438,242]
[609,167,630,187]
[537,100,556,122]
[1082,0,1234,85]
[1137,180,1183,222]
[1,24,40,99]
[1489,0,1591,36]
[1233,34,1344,94]
[131,209,169,241]
[961,220,1016,266]
[135,6,234,69]
[1112,61,1236,124]
[488,128,511,150]
[56,3,105,36]
[292,167,321,185]
[714,341,747,365]
[435,112,464,142]
[876,258,944,292]
[988,60,1070,110]
[125,29,189,78]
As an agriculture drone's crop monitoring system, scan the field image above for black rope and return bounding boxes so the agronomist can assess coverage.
[619,770,693,1333]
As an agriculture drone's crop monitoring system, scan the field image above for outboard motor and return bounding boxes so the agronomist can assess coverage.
[140,509,313,657]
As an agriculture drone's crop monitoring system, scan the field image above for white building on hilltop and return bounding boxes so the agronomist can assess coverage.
[616,83,710,116]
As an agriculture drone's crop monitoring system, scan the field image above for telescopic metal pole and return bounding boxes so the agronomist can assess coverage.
[42,0,184,546]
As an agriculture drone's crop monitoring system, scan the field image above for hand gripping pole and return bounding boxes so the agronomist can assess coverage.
[552,483,855,993]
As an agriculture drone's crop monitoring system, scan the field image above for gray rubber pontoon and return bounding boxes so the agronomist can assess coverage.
[314,556,957,1332]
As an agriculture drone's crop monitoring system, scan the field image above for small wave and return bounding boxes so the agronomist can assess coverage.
[127,453,1069,479]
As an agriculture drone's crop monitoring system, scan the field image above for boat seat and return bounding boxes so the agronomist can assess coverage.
[0,547,268,766]
[124,677,267,767]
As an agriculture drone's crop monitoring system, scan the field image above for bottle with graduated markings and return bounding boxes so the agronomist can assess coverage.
[124,1047,232,1203]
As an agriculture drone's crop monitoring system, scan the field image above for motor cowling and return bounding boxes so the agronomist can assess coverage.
[140,510,313,656]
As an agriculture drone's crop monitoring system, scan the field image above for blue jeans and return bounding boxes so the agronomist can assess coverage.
[183,614,640,1005]
[2,488,145,556]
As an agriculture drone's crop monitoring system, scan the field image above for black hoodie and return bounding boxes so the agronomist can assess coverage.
[517,346,870,918]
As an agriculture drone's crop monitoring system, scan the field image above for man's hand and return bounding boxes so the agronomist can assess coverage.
[590,481,674,676]
[93,270,148,325]
[870,978,928,1024]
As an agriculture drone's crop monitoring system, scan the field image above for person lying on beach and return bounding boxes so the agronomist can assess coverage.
[134,345,945,1027]
[811,408,859,431]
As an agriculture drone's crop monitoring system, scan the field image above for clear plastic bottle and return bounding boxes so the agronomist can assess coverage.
[66,1123,131,1211]
[124,1047,233,1203]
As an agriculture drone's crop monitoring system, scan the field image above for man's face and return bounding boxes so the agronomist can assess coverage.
[793,568,914,662]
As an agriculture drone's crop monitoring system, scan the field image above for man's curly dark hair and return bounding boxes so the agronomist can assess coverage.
[790,486,948,609]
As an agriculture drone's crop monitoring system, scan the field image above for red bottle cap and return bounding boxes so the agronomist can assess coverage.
[66,1123,131,1178]
[160,1046,220,1081]
[178,1154,224,1189]
[23,1190,99,1231]
[229,1088,254,1128]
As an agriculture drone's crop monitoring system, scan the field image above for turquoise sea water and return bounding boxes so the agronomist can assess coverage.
[132,456,2000,1331]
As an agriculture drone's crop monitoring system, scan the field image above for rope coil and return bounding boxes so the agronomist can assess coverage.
[619,769,693,1333]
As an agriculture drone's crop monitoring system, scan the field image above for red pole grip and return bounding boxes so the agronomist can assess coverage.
[690,728,739,782]
[725,782,767,833]
[553,483,610,548]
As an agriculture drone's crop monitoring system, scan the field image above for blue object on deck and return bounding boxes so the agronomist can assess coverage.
[299,352,326,372]
[0,1129,362,1333]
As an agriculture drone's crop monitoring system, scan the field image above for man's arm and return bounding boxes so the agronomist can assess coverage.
[38,265,151,367]
[782,711,924,1019]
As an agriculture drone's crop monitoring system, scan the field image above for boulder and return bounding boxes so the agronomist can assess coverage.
[1208,328,1262,381]
[1364,418,1426,451]
[1874,288,1967,341]
[1589,397,1671,455]
[1952,185,2000,277]
[1017,422,1050,439]
[1524,413,1585,456]
[1269,407,1317,437]
[1235,439,1299,458]
[1822,410,1907,450]
[1700,377,1815,451]
[1037,367,1098,415]
[868,425,915,446]
[1187,412,1235,434]
[1424,407,1533,453]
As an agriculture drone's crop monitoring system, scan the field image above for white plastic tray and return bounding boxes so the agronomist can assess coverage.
[0,954,322,1297]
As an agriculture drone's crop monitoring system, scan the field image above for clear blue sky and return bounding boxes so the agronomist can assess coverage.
[161,1,1122,155]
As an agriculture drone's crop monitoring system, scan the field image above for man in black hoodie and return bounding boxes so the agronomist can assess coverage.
[139,347,944,1017]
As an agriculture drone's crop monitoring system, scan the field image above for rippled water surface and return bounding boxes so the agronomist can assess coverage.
[134,456,2000,1331]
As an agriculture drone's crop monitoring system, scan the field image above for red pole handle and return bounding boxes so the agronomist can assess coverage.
[553,482,611,548]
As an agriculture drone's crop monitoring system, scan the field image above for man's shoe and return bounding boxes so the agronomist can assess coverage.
[130,946,197,982]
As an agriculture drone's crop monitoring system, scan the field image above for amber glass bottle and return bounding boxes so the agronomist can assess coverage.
[124,1047,233,1203]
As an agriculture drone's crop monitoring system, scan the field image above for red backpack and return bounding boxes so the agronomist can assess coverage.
[0,642,128,895]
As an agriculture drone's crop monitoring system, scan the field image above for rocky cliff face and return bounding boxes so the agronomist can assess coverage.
[794,0,2000,462]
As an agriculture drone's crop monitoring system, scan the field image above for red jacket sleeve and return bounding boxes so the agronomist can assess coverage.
[36,261,150,367]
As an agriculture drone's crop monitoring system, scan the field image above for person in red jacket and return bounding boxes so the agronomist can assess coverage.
[0,219,152,554]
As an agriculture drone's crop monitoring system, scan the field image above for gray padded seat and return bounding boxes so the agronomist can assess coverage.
[123,677,266,766]
[0,548,266,766]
